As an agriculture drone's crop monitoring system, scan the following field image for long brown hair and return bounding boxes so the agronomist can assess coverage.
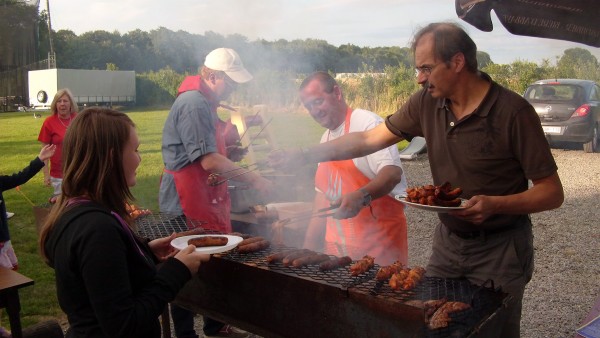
[39,107,136,263]
[50,88,79,114]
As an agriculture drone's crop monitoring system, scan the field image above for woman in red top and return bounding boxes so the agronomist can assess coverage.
[38,88,79,203]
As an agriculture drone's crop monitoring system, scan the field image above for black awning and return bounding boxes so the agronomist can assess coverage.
[456,0,600,47]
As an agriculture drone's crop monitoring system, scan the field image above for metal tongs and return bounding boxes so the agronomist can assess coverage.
[208,161,266,186]
[278,205,339,225]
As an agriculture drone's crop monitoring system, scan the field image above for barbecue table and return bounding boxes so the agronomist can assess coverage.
[136,213,510,338]
[173,247,509,338]
[0,267,34,338]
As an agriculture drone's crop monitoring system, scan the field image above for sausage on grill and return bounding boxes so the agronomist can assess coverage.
[175,228,206,238]
[238,236,265,247]
[282,249,314,266]
[266,250,295,264]
[292,253,331,268]
[319,256,352,271]
[237,239,270,253]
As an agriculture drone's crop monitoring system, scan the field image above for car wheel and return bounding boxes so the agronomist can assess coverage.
[583,123,599,153]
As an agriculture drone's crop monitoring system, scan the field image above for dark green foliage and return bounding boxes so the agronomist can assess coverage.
[135,67,185,107]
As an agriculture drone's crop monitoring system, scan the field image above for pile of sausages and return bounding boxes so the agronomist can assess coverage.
[405,181,463,207]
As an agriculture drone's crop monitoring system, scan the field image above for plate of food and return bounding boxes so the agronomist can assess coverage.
[395,195,468,213]
[171,235,243,254]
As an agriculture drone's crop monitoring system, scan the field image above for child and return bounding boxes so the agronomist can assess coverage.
[0,144,56,270]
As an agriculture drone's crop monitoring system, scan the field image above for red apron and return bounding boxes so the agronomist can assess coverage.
[164,79,232,233]
[315,108,408,266]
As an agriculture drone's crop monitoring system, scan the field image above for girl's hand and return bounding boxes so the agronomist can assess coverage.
[39,144,57,162]
[174,245,210,274]
[148,232,178,261]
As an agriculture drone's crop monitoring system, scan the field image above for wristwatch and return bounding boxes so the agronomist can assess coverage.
[359,188,372,206]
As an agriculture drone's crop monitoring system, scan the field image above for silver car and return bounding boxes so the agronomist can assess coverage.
[524,79,600,153]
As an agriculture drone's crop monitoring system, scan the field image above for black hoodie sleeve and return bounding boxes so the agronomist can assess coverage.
[0,157,44,191]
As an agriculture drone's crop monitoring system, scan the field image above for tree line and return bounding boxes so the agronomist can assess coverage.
[34,10,600,112]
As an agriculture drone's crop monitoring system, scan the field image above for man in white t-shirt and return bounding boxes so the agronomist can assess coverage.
[300,72,409,266]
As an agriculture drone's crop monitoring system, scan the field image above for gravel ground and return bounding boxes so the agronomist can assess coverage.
[178,148,599,338]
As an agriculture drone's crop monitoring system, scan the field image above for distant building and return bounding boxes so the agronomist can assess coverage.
[335,73,386,80]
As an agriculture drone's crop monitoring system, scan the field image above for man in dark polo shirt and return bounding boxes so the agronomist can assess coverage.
[269,22,564,338]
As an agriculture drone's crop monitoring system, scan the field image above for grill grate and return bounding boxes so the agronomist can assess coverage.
[137,217,505,337]
[220,246,505,337]
[134,213,215,239]
[218,244,376,289]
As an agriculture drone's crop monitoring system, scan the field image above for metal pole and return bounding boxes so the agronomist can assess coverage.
[45,0,56,68]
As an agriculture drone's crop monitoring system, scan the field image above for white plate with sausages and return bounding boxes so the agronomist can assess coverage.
[395,195,467,213]
[171,235,243,254]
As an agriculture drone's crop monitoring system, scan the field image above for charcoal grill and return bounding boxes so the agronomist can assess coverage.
[136,215,509,338]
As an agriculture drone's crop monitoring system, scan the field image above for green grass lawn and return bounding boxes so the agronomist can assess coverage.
[0,106,407,330]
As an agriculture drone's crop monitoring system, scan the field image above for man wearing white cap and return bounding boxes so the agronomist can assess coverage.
[159,48,270,338]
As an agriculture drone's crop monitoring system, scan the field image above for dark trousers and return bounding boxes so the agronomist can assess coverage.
[170,304,198,338]
[427,218,533,338]
[170,304,225,337]
[202,316,225,336]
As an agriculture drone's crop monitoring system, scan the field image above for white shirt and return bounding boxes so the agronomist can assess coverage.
[318,108,408,197]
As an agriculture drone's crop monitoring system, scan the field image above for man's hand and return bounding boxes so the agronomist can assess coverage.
[331,190,366,219]
[226,145,248,162]
[449,195,493,224]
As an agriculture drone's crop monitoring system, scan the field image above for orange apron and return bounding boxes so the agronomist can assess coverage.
[163,81,232,233]
[315,108,408,266]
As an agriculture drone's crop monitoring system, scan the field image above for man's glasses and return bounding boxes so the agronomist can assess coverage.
[415,62,443,76]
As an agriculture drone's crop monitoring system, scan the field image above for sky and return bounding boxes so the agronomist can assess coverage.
[42,0,600,65]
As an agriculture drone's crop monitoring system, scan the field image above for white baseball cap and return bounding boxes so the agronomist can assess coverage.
[204,48,253,84]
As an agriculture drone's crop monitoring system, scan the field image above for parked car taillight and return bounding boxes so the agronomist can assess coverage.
[571,104,591,118]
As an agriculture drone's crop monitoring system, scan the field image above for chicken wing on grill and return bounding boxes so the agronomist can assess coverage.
[375,260,404,281]
[349,255,375,276]
[428,301,471,329]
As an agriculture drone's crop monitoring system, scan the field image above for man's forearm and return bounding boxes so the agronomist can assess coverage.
[360,165,403,200]
[305,124,402,163]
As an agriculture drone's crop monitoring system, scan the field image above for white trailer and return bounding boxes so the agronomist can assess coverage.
[28,69,136,109]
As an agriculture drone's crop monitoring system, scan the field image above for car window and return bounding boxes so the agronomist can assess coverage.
[590,85,600,102]
[525,84,578,102]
